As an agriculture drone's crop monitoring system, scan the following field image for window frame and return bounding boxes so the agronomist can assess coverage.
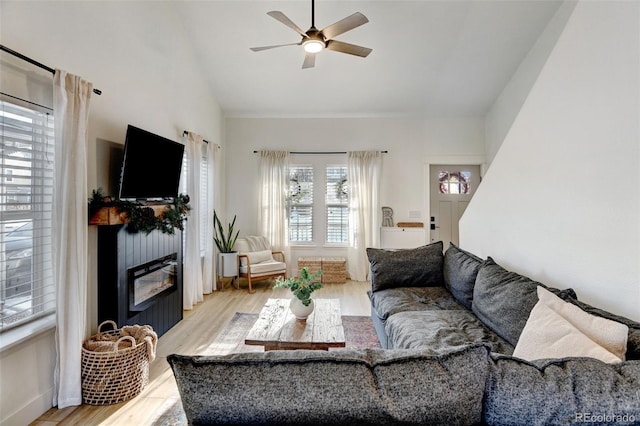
[325,164,348,245]
[0,98,55,334]
[287,156,348,247]
[287,165,314,244]
[180,139,211,257]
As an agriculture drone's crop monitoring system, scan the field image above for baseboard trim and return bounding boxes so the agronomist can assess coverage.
[1,388,53,426]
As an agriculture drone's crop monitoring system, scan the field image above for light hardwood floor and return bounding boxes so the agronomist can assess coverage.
[31,279,372,425]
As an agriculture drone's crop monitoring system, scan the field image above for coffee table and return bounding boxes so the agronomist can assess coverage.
[245,298,346,351]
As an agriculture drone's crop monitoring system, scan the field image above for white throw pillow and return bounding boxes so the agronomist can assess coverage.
[246,249,274,265]
[536,286,628,359]
[513,287,628,363]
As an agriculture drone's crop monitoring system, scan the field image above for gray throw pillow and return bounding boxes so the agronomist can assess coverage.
[472,257,576,346]
[367,241,444,293]
[443,242,483,310]
[484,354,640,426]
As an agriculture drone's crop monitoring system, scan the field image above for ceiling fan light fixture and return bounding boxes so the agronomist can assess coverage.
[251,1,371,69]
[303,39,324,53]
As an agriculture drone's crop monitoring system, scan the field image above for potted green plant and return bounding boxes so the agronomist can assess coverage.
[274,267,323,319]
[214,211,240,278]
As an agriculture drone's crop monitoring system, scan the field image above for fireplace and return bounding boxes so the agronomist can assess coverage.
[129,253,177,312]
[97,225,183,337]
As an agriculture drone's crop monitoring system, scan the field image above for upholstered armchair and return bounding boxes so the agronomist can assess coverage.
[233,236,287,293]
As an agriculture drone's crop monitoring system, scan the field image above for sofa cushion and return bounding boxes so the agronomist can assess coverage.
[443,243,483,310]
[367,241,444,293]
[484,354,640,426]
[384,310,514,355]
[472,257,577,346]
[239,259,286,276]
[168,345,491,425]
[168,350,385,425]
[513,287,628,363]
[368,286,465,321]
[371,344,491,425]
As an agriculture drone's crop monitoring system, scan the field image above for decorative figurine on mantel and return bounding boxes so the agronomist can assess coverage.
[382,206,394,227]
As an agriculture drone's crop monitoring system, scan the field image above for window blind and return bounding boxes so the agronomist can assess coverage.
[326,166,348,244]
[288,166,313,242]
[199,146,208,254]
[180,141,210,255]
[0,100,55,331]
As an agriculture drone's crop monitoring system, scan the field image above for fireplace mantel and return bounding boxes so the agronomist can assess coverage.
[89,204,169,226]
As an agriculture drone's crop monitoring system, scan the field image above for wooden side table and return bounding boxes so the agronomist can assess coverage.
[245,298,346,351]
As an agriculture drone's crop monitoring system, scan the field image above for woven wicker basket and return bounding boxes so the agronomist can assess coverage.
[81,320,151,405]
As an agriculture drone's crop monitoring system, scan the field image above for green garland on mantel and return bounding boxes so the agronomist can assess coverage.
[89,188,191,235]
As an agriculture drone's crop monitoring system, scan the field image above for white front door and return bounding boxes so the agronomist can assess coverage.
[429,165,481,248]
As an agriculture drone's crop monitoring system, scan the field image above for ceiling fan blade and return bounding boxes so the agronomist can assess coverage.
[302,52,316,69]
[267,11,308,38]
[250,42,301,52]
[321,12,369,40]
[326,40,372,58]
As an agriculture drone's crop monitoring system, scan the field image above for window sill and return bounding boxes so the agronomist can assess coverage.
[289,243,348,248]
[0,313,56,353]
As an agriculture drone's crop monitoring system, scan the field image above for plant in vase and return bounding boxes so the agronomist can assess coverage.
[213,211,240,278]
[274,267,323,320]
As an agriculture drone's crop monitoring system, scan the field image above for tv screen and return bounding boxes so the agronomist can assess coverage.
[118,125,185,200]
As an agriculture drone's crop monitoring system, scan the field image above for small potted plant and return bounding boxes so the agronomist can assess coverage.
[214,211,240,277]
[274,267,323,320]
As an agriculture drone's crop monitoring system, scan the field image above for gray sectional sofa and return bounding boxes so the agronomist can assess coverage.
[367,241,640,359]
[168,241,640,425]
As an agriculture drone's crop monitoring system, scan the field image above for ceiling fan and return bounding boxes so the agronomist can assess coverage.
[250,0,372,69]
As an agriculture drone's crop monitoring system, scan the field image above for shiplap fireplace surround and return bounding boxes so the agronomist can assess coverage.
[95,217,183,337]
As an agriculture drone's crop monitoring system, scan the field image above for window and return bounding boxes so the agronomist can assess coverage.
[288,165,313,243]
[198,146,209,254]
[326,166,348,244]
[180,141,210,256]
[438,170,472,194]
[288,161,348,245]
[0,100,55,332]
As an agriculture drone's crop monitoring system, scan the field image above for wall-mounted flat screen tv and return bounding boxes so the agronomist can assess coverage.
[118,125,185,200]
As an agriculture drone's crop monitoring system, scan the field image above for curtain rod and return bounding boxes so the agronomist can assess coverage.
[182,130,222,150]
[253,150,388,155]
[182,130,209,144]
[0,44,102,95]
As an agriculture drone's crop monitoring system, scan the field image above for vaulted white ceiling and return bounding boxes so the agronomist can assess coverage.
[177,1,563,118]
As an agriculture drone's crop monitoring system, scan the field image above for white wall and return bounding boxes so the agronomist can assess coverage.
[225,116,485,273]
[0,2,223,424]
[484,1,576,167]
[461,0,640,321]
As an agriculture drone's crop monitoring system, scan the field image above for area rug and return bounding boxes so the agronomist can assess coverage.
[153,313,381,425]
[201,312,382,355]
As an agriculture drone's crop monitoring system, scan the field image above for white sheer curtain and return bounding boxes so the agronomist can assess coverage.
[52,70,93,408]
[203,139,216,292]
[347,151,382,281]
[182,132,214,309]
[258,151,290,255]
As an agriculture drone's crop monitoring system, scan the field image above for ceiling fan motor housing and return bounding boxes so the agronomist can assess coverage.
[303,28,326,52]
